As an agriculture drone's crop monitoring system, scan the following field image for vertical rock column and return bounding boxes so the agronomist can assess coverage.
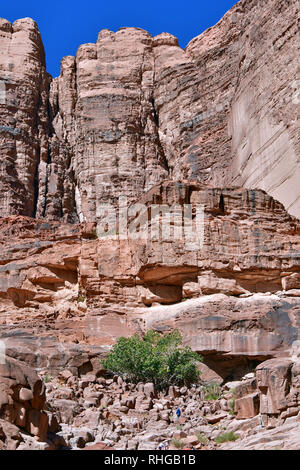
[56,28,169,223]
[0,18,50,218]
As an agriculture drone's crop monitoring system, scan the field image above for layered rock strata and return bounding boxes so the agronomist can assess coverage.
[0,0,299,388]
[0,0,299,220]
[0,183,299,379]
[0,0,300,450]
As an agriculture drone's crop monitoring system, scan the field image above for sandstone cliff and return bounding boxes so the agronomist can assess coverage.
[0,0,300,451]
[0,183,300,380]
[0,0,299,381]
[0,0,299,222]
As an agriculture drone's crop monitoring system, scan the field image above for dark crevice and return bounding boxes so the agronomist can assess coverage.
[60,167,64,219]
[203,355,270,382]
[151,98,159,127]
[219,194,225,214]
[31,75,45,219]
[46,146,51,165]
[42,164,49,218]
[37,80,53,219]
[151,97,170,175]
[41,143,52,218]
[66,152,72,170]
[32,145,40,219]
[159,148,170,174]
[47,89,56,138]
[60,193,64,219]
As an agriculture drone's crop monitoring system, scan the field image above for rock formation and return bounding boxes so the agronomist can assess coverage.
[0,0,299,221]
[0,0,300,450]
[0,183,300,379]
[0,356,49,448]
[0,18,50,219]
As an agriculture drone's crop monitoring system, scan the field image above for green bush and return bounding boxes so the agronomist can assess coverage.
[229,398,236,416]
[215,432,239,444]
[229,388,237,415]
[43,374,52,384]
[102,329,202,390]
[77,294,85,303]
[196,432,208,445]
[202,383,222,401]
[171,438,185,449]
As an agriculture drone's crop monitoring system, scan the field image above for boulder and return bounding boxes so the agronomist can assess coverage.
[0,357,49,448]
[144,383,156,399]
[235,393,260,420]
[256,359,293,415]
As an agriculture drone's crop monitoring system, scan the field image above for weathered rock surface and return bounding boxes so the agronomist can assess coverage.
[220,420,300,450]
[0,4,299,377]
[0,184,299,378]
[19,352,297,451]
[137,293,300,380]
[0,19,52,219]
[0,356,49,448]
[0,0,299,220]
[0,0,300,451]
[186,0,300,218]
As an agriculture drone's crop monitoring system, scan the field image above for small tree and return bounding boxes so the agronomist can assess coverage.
[102,329,202,390]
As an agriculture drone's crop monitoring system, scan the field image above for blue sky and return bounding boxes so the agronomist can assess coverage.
[1,0,237,77]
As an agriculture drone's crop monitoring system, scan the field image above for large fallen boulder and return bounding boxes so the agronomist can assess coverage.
[256,358,293,416]
[0,356,49,448]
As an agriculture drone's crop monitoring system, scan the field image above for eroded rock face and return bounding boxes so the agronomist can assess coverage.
[0,18,50,218]
[0,356,48,448]
[225,0,300,218]
[186,0,300,217]
[0,183,299,377]
[0,0,299,383]
[0,0,299,221]
[0,2,300,449]
[0,18,77,223]
[54,28,169,223]
[138,294,300,379]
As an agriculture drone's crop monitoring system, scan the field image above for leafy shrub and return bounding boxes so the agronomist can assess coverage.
[229,398,236,416]
[196,432,208,445]
[229,388,237,415]
[202,383,222,401]
[215,432,239,444]
[43,374,52,384]
[77,294,85,303]
[171,438,185,449]
[102,329,202,390]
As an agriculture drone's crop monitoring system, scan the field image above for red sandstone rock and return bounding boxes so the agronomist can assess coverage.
[82,442,112,450]
[0,183,299,376]
[235,393,260,420]
[0,1,299,451]
[256,358,293,415]
[0,1,299,443]
[0,0,299,222]
[0,356,49,448]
